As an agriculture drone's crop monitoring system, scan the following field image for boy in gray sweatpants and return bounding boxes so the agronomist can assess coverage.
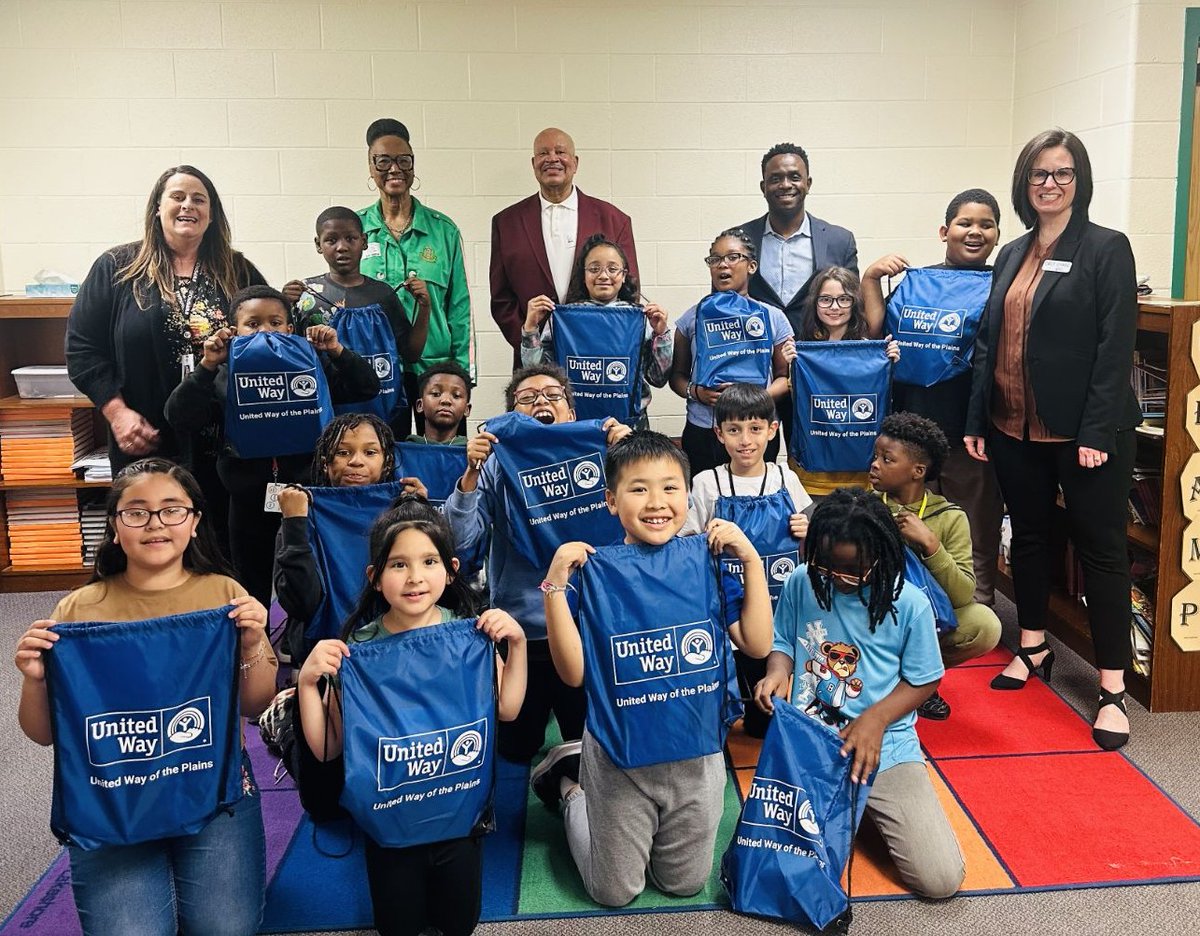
[535,431,774,907]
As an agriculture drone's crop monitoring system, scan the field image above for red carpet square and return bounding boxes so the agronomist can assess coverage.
[958,646,1017,667]
[939,752,1200,886]
[918,664,1095,758]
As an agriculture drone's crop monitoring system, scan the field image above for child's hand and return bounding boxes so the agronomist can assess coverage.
[476,609,525,647]
[524,295,555,333]
[201,327,234,371]
[883,334,900,363]
[694,383,727,407]
[229,596,269,652]
[299,639,349,688]
[465,431,496,471]
[779,337,797,364]
[602,417,632,447]
[643,303,668,336]
[278,485,309,518]
[753,671,789,714]
[306,324,343,357]
[705,518,758,564]
[839,709,887,784]
[893,511,939,558]
[864,254,908,281]
[547,541,594,586]
[281,279,307,305]
[789,511,808,540]
[402,274,431,310]
[399,476,429,499]
[14,621,58,682]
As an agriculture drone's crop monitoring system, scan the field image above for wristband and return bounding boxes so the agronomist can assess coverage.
[539,580,575,596]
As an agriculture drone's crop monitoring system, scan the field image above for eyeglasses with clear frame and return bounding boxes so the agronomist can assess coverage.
[584,264,626,277]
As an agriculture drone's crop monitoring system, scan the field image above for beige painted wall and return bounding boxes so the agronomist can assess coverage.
[0,0,1187,433]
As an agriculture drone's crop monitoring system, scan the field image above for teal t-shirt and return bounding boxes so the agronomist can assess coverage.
[771,564,943,773]
[350,605,458,644]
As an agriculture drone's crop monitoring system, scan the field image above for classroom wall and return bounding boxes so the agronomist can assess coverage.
[0,0,1187,435]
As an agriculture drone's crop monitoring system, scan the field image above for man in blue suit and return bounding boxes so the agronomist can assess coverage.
[738,143,858,337]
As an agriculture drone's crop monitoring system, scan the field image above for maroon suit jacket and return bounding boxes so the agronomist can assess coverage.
[490,189,639,368]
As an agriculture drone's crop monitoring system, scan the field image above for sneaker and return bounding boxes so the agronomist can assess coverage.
[530,740,582,808]
[917,690,951,721]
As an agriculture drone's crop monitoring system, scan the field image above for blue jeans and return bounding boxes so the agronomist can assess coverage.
[68,754,266,936]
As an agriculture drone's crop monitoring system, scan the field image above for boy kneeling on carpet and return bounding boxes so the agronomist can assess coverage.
[533,431,773,907]
[755,488,965,898]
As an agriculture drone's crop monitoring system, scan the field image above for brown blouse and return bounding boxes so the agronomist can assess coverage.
[990,237,1070,442]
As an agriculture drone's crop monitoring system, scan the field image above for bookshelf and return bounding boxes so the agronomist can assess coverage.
[0,297,103,593]
[995,299,1200,713]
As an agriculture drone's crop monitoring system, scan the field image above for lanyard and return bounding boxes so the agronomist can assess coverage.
[882,490,927,519]
[717,463,772,498]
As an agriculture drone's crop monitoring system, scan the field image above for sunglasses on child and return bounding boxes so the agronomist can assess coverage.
[813,561,877,587]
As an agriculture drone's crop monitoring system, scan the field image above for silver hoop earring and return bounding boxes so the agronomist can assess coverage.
[367,177,377,192]
[411,174,421,193]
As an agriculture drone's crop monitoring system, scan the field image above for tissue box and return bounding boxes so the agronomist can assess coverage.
[12,366,84,399]
[24,283,79,297]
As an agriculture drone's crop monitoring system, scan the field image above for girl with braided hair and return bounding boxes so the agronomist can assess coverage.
[754,487,964,900]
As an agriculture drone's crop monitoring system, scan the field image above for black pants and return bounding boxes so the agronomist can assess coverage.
[228,489,282,608]
[735,650,770,737]
[987,428,1135,670]
[498,641,586,762]
[364,835,482,936]
[681,420,781,481]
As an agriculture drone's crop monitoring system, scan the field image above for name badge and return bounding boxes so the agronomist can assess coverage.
[1042,259,1072,274]
[363,242,382,259]
[263,482,287,514]
[180,353,195,379]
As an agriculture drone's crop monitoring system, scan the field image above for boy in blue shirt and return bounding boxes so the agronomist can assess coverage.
[754,488,964,899]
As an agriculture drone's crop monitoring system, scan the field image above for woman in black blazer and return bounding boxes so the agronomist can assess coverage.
[964,129,1140,750]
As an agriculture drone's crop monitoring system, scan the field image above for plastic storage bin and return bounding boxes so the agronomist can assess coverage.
[11,366,85,399]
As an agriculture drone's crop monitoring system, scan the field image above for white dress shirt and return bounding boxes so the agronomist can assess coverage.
[539,187,579,302]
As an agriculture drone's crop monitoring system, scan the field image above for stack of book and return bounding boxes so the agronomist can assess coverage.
[71,449,112,482]
[6,489,83,570]
[80,501,107,567]
[1129,470,1163,528]
[1131,584,1155,677]
[0,408,93,482]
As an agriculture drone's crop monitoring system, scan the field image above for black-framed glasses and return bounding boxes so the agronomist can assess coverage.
[513,387,568,406]
[584,264,626,277]
[704,252,751,267]
[813,560,877,587]
[372,154,415,172]
[114,506,195,528]
[816,295,855,309]
[1027,167,1075,186]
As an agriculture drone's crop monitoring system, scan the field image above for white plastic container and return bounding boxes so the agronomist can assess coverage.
[12,366,85,399]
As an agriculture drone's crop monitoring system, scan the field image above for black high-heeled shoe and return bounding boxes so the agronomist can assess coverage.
[990,641,1055,690]
[1093,689,1129,751]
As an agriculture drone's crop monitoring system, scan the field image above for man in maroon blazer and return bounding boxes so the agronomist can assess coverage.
[490,127,639,369]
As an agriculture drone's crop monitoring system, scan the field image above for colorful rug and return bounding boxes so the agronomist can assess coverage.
[7,645,1200,933]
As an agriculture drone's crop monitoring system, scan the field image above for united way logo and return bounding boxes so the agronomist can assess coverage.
[573,459,601,490]
[166,706,207,744]
[377,717,489,792]
[372,354,393,380]
[769,555,797,583]
[937,311,962,334]
[518,454,606,508]
[851,397,875,421]
[610,619,720,685]
[449,729,484,767]
[744,315,766,338]
[743,776,823,843]
[566,355,631,387]
[897,304,965,339]
[289,374,318,398]
[605,360,628,383]
[680,628,714,666]
[85,696,213,767]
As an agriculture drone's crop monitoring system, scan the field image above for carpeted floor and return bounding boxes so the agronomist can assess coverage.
[4,588,1200,935]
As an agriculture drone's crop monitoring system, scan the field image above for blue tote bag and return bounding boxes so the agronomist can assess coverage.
[330,303,406,420]
[885,267,991,388]
[712,465,799,609]
[551,304,645,425]
[338,618,496,848]
[577,535,741,770]
[225,331,333,459]
[790,341,891,473]
[721,698,871,931]
[45,607,242,850]
[903,546,958,635]
[484,411,623,570]
[692,291,775,388]
[306,481,403,641]
[393,441,468,507]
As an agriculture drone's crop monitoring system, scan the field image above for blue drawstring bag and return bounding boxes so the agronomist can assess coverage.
[338,618,496,848]
[903,546,958,634]
[45,607,242,850]
[551,304,646,425]
[790,341,891,473]
[577,535,741,769]
[393,441,468,507]
[721,698,871,931]
[712,464,800,610]
[885,268,991,388]
[330,304,406,420]
[306,481,403,641]
[225,331,333,459]
[484,411,623,570]
[692,292,775,388]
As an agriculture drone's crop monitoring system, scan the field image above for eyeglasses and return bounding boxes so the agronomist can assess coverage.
[585,264,626,277]
[813,561,877,587]
[704,252,752,267]
[513,387,568,406]
[372,154,415,172]
[1027,167,1075,186]
[114,506,195,528]
[816,295,855,309]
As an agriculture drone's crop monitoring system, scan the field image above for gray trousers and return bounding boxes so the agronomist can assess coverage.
[929,447,1005,606]
[562,730,725,907]
[865,760,965,899]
